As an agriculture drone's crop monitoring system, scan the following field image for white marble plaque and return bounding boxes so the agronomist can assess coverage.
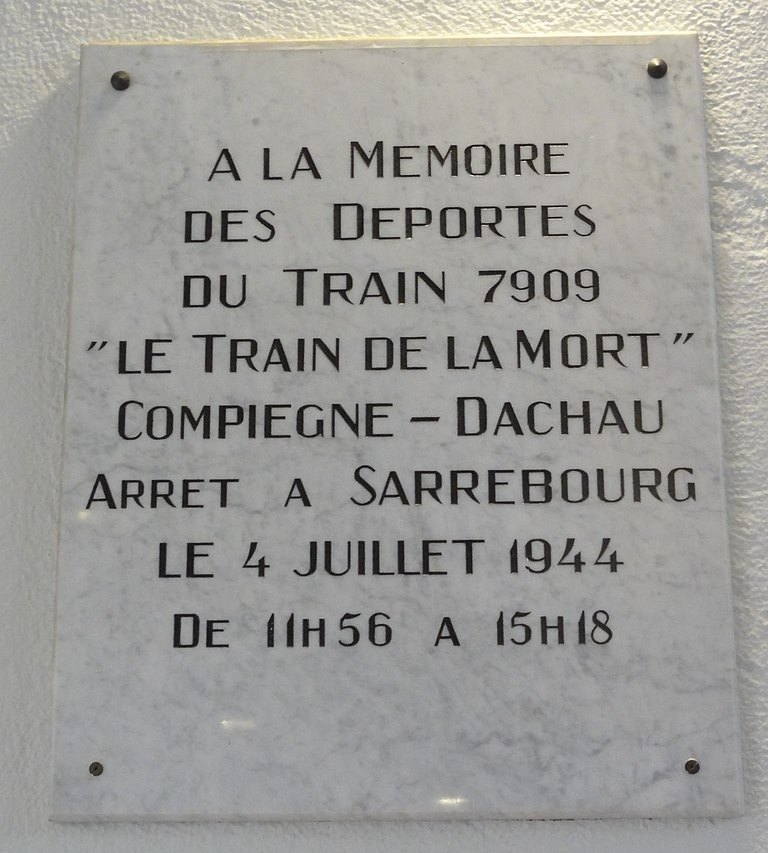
[53,36,743,820]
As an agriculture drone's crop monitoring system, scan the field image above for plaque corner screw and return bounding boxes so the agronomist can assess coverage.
[647,58,668,79]
[110,70,131,91]
[89,761,104,777]
[684,758,700,775]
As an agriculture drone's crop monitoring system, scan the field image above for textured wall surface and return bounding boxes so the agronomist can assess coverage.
[0,1,765,852]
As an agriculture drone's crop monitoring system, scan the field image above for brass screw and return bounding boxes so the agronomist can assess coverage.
[110,71,130,91]
[647,58,668,79]
[89,761,104,777]
[685,758,700,775]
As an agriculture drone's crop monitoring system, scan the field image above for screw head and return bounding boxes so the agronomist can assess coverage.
[89,761,104,777]
[110,71,131,91]
[685,758,700,775]
[647,58,668,79]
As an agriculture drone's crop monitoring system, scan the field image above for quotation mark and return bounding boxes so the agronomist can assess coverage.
[673,333,694,345]
[87,341,109,351]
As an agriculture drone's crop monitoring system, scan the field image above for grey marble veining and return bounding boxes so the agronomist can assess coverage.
[52,36,742,820]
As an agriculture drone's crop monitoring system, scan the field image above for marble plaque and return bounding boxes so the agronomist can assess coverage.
[53,36,742,820]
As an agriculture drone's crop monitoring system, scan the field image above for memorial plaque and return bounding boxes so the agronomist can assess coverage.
[53,36,743,819]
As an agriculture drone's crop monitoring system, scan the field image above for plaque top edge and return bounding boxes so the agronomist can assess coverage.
[79,32,699,54]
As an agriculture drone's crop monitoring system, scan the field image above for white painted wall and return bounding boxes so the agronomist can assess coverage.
[1,1,765,851]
